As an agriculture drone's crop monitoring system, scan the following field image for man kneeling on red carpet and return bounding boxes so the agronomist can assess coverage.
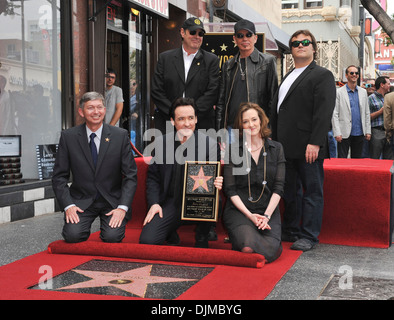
[52,92,137,243]
[139,97,223,248]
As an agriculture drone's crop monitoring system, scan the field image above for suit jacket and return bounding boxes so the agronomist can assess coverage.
[52,123,137,220]
[151,47,220,129]
[145,130,220,208]
[383,91,394,133]
[332,85,371,139]
[271,61,336,160]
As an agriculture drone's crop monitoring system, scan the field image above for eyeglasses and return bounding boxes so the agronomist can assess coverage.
[189,30,205,37]
[349,72,359,76]
[106,75,116,79]
[291,39,313,48]
[235,32,254,39]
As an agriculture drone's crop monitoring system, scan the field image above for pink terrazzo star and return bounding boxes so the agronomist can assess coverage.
[190,166,213,192]
[58,265,197,297]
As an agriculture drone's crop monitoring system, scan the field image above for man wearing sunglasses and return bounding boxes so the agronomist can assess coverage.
[216,19,278,130]
[270,30,336,252]
[332,65,371,158]
[151,17,220,133]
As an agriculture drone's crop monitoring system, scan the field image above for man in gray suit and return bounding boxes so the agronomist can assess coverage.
[52,92,137,243]
[332,65,371,158]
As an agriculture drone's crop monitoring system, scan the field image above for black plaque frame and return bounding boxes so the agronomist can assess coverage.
[181,161,221,222]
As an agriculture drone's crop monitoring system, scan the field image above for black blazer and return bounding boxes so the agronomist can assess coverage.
[52,123,137,220]
[145,131,220,208]
[270,61,336,160]
[151,47,220,128]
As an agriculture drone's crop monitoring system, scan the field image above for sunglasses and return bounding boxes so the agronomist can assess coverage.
[189,30,205,37]
[235,32,254,39]
[349,72,359,76]
[291,39,313,48]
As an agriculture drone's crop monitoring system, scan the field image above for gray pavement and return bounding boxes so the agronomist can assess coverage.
[0,212,393,300]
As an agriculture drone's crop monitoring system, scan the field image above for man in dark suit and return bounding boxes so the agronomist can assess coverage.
[151,17,220,133]
[52,92,137,243]
[139,97,223,248]
[270,30,336,251]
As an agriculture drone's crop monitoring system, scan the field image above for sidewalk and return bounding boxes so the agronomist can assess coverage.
[0,212,393,300]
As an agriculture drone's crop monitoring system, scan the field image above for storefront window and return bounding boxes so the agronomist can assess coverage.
[0,0,61,179]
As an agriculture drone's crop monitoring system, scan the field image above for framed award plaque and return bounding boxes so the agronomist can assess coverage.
[181,161,221,222]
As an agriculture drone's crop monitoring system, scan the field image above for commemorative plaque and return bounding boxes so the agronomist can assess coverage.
[181,161,220,222]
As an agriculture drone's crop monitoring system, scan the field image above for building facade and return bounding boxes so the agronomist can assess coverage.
[281,0,375,81]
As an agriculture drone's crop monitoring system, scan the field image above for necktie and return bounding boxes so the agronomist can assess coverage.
[89,133,98,167]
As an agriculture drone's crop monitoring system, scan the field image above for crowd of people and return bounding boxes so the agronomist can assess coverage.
[52,17,391,265]
[332,70,394,160]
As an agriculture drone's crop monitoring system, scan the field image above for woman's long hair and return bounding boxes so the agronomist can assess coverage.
[233,102,271,139]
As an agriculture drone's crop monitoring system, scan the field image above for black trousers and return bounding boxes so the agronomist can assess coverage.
[139,196,210,245]
[337,135,365,158]
[62,196,127,243]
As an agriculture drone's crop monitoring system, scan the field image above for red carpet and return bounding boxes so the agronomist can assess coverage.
[319,158,393,248]
[0,241,301,300]
[48,240,265,268]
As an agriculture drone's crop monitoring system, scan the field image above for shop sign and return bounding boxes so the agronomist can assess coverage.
[129,0,168,18]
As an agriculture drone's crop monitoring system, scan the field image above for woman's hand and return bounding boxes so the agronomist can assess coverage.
[249,213,271,230]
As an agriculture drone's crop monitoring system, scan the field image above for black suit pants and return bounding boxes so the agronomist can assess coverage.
[139,196,210,245]
[62,196,127,243]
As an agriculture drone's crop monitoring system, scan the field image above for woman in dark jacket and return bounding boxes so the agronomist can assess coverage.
[223,102,285,262]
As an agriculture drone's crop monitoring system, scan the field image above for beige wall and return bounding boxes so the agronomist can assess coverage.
[242,0,282,28]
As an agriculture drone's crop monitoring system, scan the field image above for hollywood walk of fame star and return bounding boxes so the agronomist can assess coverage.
[57,265,197,298]
[190,166,213,192]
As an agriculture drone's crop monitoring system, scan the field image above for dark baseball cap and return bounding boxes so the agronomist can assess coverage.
[182,17,205,32]
[234,19,256,34]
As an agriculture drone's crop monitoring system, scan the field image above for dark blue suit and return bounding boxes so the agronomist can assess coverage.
[52,123,137,242]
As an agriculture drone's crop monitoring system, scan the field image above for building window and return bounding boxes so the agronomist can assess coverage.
[0,0,62,179]
[305,0,323,8]
[340,0,351,6]
[282,0,299,9]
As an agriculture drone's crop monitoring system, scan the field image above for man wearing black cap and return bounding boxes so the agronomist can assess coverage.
[151,17,220,133]
[216,19,278,130]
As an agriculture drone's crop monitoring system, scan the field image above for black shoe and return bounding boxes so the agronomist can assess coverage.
[208,226,217,241]
[290,238,317,252]
[195,233,209,248]
[166,231,180,246]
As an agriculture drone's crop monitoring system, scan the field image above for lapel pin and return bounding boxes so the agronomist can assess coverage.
[105,138,110,142]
